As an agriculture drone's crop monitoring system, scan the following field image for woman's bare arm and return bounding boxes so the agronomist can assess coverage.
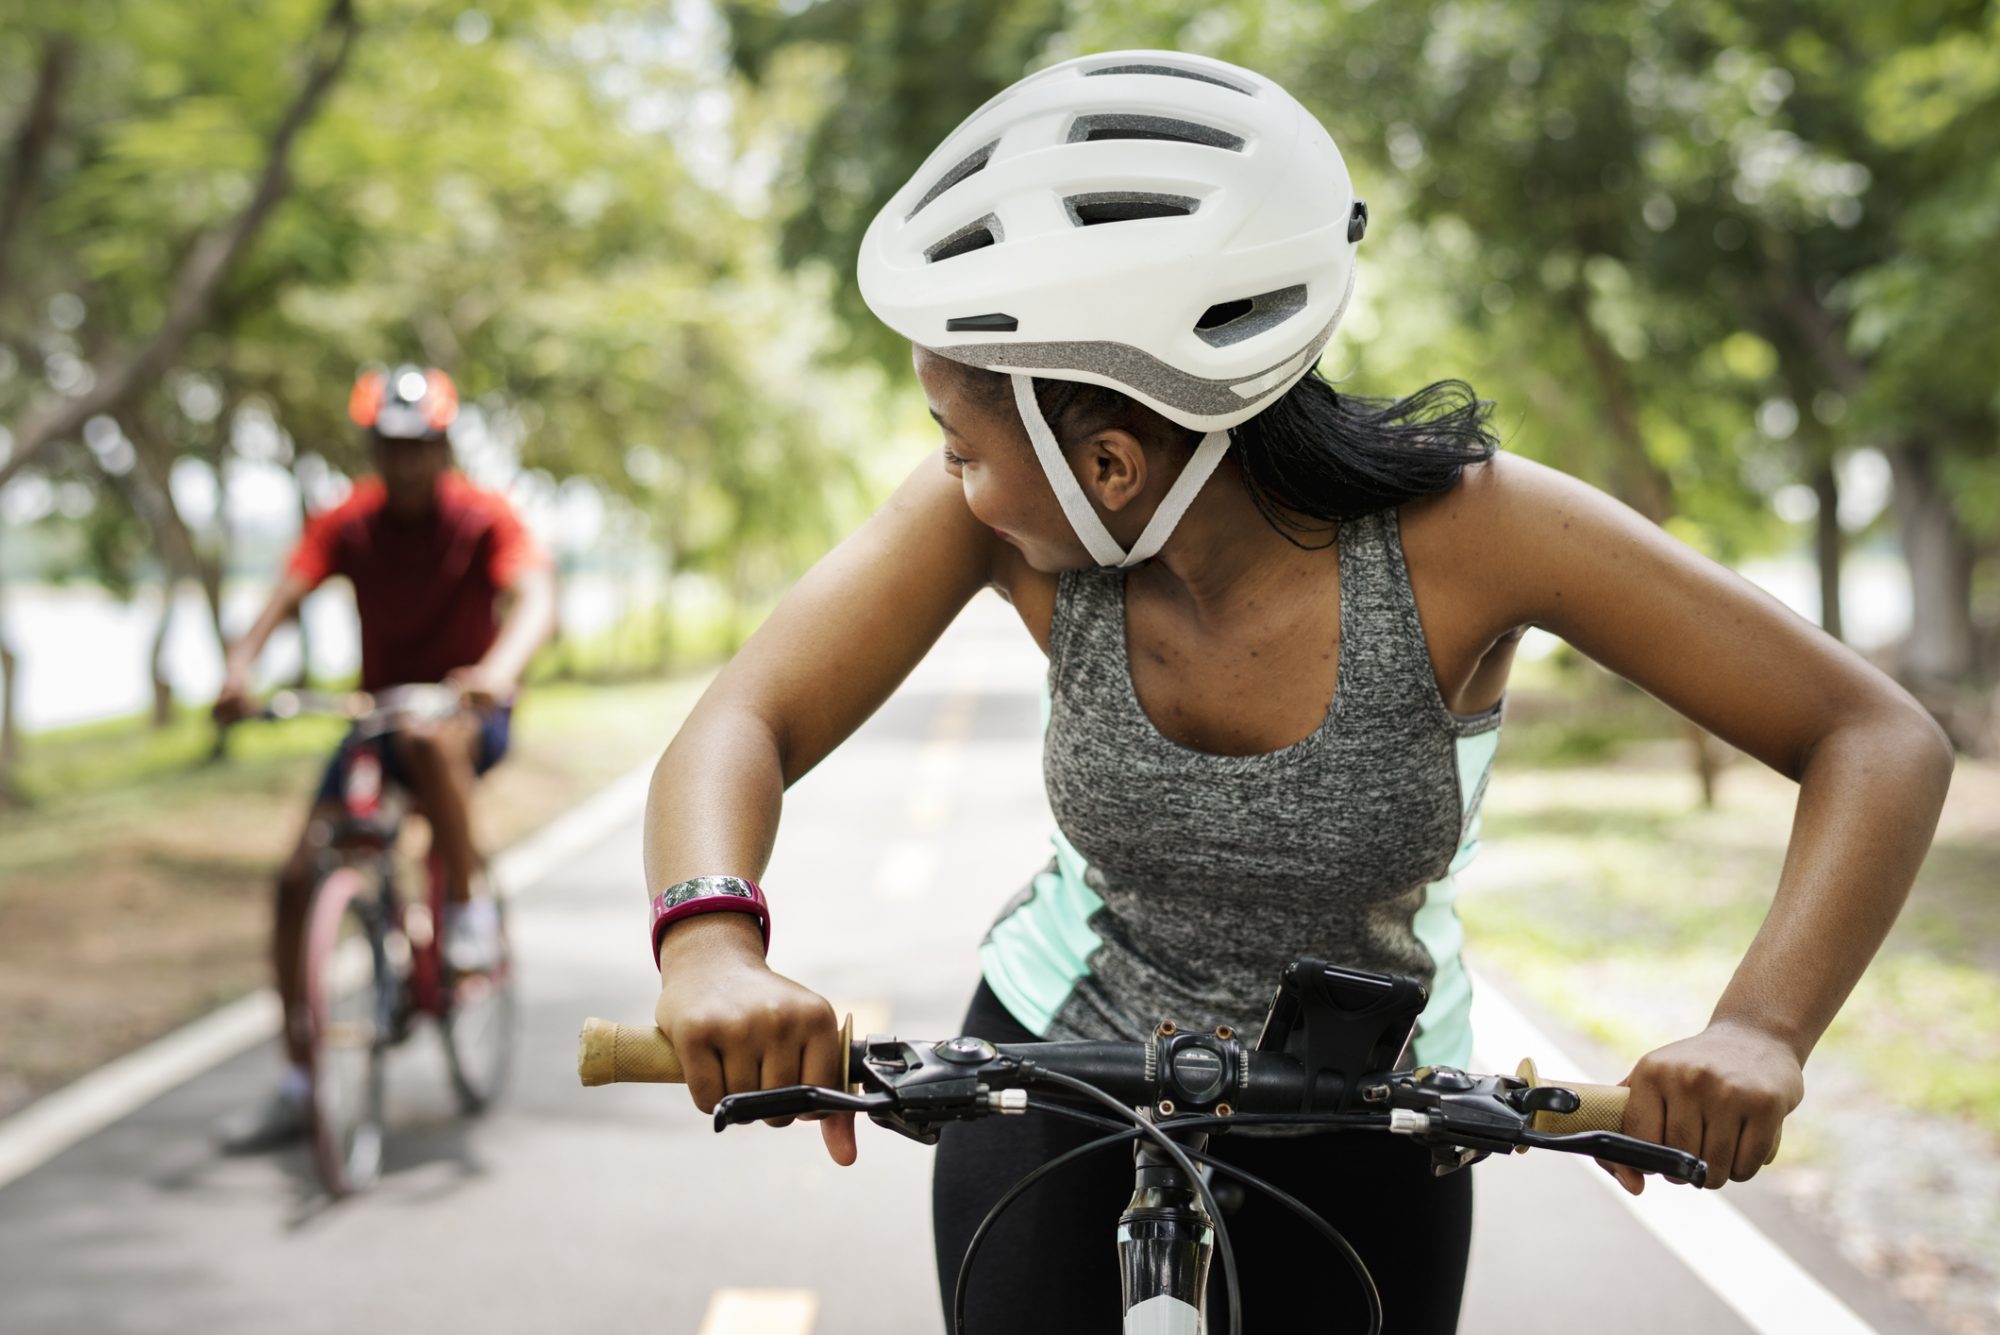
[1462,454,1954,1188]
[644,454,997,1163]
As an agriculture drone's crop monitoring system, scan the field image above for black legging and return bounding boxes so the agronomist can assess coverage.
[932,981,1473,1334]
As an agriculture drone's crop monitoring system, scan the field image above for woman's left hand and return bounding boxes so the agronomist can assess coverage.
[1604,1020,1804,1193]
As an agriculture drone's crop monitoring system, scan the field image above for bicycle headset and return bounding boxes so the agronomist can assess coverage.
[856,49,1368,569]
[349,364,461,442]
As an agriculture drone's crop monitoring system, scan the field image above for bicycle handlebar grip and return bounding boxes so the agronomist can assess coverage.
[577,1014,856,1089]
[578,1019,684,1086]
[1515,1058,1781,1163]
[1515,1058,1627,1134]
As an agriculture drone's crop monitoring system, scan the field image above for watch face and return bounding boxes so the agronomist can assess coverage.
[665,876,755,908]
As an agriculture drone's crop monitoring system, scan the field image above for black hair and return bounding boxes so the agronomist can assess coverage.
[967,364,1499,549]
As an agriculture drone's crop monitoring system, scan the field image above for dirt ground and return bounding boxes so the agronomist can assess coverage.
[0,677,705,1120]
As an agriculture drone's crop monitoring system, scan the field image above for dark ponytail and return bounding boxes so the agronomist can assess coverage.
[966,363,1499,549]
[1228,369,1498,546]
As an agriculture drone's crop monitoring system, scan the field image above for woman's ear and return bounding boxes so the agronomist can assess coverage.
[1083,429,1149,514]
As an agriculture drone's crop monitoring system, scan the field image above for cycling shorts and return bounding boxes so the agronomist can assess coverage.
[313,704,512,806]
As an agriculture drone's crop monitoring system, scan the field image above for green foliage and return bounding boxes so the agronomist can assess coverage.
[720,0,2000,584]
[2,0,877,634]
[724,0,1070,367]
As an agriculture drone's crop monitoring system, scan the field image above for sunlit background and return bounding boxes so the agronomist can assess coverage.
[0,2,1995,1333]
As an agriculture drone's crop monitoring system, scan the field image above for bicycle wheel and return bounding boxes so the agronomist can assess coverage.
[302,867,389,1196]
[441,881,517,1115]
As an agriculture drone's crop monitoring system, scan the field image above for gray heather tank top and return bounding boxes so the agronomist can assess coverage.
[977,507,1503,1069]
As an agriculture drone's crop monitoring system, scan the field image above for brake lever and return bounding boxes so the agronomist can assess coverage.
[1518,1128,1709,1188]
[712,1084,888,1130]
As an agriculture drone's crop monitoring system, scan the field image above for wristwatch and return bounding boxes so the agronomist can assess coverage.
[650,875,771,967]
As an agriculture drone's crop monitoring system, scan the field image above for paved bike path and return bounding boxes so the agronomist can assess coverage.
[0,595,1937,1334]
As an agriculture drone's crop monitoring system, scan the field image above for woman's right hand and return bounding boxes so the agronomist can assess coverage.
[653,912,858,1165]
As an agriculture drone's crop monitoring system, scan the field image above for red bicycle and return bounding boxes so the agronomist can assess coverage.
[260,686,518,1195]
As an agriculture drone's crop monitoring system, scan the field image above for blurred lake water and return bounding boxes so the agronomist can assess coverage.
[6,551,1912,736]
[8,572,649,733]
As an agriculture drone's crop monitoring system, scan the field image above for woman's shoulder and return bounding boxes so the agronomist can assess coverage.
[1393,451,1597,646]
[1396,451,1595,567]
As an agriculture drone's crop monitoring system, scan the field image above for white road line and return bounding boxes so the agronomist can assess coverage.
[490,760,654,892]
[695,1288,818,1335]
[0,757,659,1194]
[873,689,976,899]
[873,840,939,900]
[1469,969,1878,1335]
[0,990,282,1193]
[904,788,952,831]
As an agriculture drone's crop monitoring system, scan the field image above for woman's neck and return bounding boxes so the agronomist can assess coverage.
[1128,454,1332,621]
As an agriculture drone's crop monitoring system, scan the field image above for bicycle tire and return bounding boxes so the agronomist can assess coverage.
[302,867,389,1197]
[441,882,518,1116]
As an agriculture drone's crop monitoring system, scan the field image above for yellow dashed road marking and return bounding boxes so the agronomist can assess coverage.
[696,1288,818,1335]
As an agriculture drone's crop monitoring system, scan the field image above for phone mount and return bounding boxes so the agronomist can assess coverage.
[1252,959,1429,1111]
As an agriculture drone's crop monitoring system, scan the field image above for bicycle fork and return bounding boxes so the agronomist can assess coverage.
[1117,1130,1214,1334]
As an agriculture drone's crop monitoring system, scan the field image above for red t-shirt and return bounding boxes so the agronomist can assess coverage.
[286,473,549,692]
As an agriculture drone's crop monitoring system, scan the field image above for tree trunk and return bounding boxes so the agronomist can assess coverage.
[1564,283,1674,524]
[149,580,176,728]
[0,532,23,803]
[1887,442,1976,686]
[119,412,227,649]
[205,425,237,762]
[0,0,360,491]
[1811,458,1844,642]
[1563,282,1719,802]
[0,631,19,803]
[0,35,73,309]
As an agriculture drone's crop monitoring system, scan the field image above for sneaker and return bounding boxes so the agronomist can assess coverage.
[442,897,503,975]
[216,1082,309,1154]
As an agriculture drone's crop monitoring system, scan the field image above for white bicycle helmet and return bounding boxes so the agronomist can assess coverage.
[858,49,1366,567]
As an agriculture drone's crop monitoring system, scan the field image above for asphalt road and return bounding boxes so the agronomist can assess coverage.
[0,593,1939,1335]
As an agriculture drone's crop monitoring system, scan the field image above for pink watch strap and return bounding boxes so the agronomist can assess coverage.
[650,876,770,967]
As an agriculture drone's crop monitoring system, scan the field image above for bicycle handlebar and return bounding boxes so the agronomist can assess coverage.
[575,1017,1716,1185]
[251,684,467,734]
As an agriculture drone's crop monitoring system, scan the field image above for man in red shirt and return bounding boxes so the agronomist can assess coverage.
[213,364,556,1149]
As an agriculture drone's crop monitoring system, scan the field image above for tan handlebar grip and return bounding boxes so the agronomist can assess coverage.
[1514,1059,1781,1163]
[578,1018,684,1086]
[1516,1058,1628,1134]
[577,1014,857,1090]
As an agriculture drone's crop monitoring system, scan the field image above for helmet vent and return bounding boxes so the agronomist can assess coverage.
[1194,285,1308,348]
[905,141,998,221]
[1064,192,1200,226]
[1067,114,1245,152]
[925,213,1003,263]
[945,313,1019,333]
[1084,63,1253,96]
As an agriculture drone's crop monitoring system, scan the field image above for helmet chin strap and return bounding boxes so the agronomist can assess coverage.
[1011,374,1231,569]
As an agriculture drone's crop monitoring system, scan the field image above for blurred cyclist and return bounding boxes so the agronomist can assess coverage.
[212,364,556,1151]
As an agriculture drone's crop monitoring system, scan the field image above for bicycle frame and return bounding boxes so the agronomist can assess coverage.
[306,734,454,1023]
[1118,1131,1214,1332]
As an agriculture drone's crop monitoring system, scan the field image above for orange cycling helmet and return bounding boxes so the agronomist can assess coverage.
[349,364,459,441]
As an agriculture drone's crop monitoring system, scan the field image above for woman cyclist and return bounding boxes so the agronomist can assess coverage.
[641,51,1952,1332]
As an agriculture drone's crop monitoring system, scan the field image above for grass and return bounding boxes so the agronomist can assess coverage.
[1461,741,2000,1141]
[0,671,712,1118]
